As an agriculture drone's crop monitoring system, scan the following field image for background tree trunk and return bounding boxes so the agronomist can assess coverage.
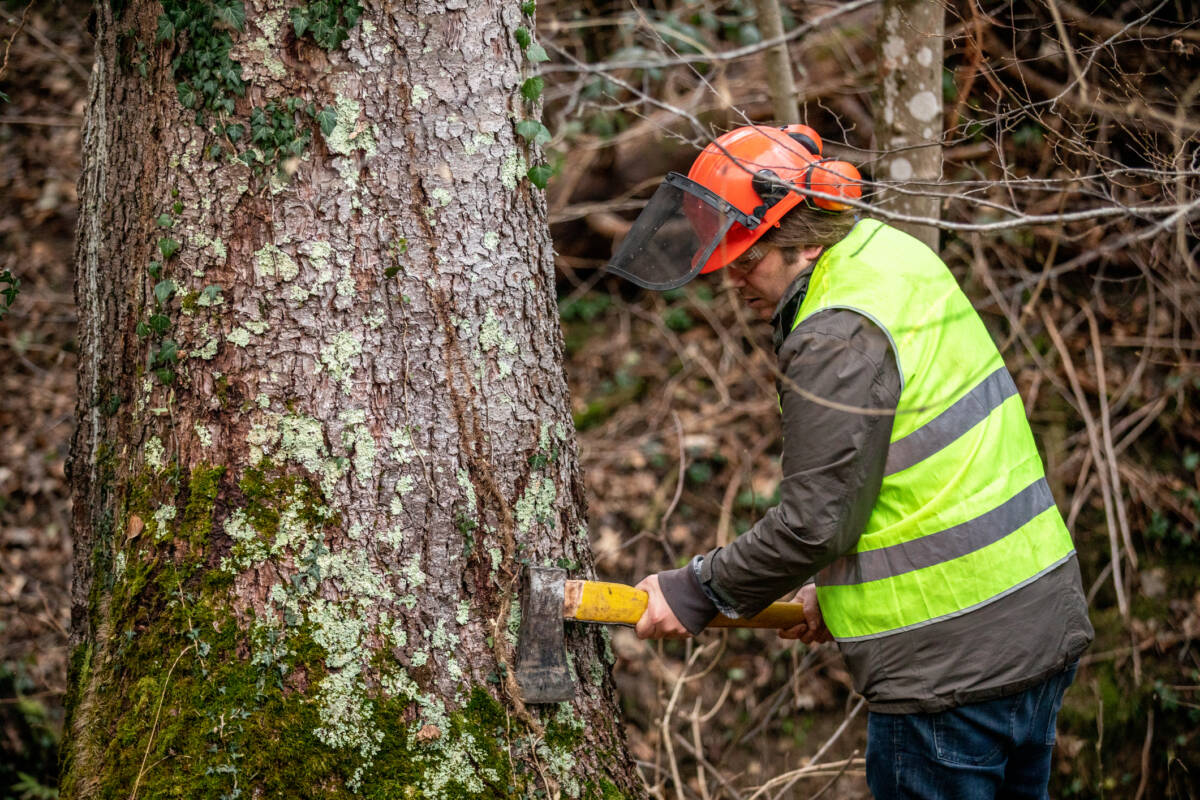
[751,0,799,124]
[875,0,944,251]
[62,1,643,796]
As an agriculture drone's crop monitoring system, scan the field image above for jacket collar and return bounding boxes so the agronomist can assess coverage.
[770,261,817,352]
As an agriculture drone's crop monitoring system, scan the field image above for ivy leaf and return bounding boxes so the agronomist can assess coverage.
[148,261,162,279]
[225,123,244,142]
[149,314,171,335]
[136,320,151,339]
[316,106,337,136]
[154,367,175,384]
[159,238,180,260]
[526,44,549,63]
[291,8,309,38]
[0,270,16,311]
[0,89,9,104]
[157,339,179,364]
[526,164,553,189]
[156,213,174,228]
[515,119,551,146]
[177,81,198,110]
[514,27,531,50]
[214,1,246,32]
[514,119,541,141]
[520,77,544,103]
[172,202,183,215]
[153,279,176,307]
[521,1,535,15]
[155,14,175,42]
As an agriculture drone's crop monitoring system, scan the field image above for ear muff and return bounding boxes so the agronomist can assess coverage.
[786,130,822,157]
[803,159,862,212]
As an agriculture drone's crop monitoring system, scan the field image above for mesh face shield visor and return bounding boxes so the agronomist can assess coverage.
[604,172,761,291]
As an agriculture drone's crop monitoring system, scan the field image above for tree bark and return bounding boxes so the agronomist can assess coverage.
[752,0,799,124]
[63,1,644,797]
[875,0,944,251]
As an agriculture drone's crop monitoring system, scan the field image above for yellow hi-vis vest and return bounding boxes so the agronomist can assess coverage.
[797,220,1076,641]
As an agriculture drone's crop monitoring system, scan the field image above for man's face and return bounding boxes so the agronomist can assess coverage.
[723,244,821,320]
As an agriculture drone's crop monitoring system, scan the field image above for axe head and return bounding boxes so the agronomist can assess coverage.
[514,565,574,704]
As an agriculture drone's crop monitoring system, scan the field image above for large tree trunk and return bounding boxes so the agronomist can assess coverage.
[875,0,944,251]
[63,1,643,796]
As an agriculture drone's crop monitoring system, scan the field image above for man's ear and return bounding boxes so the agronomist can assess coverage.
[801,245,823,261]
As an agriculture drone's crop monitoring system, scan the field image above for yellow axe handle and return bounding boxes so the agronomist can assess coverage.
[563,580,806,630]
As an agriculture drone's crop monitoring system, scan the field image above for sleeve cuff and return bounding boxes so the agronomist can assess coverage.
[656,558,719,635]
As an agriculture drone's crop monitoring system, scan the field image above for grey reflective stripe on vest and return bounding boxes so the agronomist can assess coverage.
[884,366,1019,476]
[830,551,1077,642]
[819,477,1056,587]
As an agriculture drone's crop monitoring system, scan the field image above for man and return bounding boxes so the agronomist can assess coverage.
[605,124,1093,799]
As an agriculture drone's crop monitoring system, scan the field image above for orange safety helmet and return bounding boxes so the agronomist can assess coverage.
[606,124,863,290]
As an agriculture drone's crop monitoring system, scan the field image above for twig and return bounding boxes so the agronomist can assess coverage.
[659,412,687,553]
[0,5,90,81]
[662,642,714,800]
[745,697,866,800]
[1084,306,1138,573]
[1134,707,1154,800]
[1041,307,1129,619]
[129,643,194,800]
[671,731,745,800]
[805,748,858,800]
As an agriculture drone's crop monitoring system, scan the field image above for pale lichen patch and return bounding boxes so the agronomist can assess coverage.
[227,327,252,348]
[464,131,494,157]
[254,243,299,282]
[335,268,357,299]
[455,468,476,515]
[514,477,557,534]
[194,423,213,448]
[318,331,363,394]
[324,94,376,156]
[499,152,526,191]
[339,409,378,485]
[245,7,287,78]
[278,413,349,496]
[195,335,220,360]
[363,309,386,329]
[244,319,270,336]
[144,435,166,470]
[400,553,426,589]
[152,503,176,541]
[390,427,419,464]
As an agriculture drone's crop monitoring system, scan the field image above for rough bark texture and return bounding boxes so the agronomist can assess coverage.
[63,1,644,797]
[875,0,944,251]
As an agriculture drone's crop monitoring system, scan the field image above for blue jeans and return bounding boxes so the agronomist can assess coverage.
[865,664,1077,800]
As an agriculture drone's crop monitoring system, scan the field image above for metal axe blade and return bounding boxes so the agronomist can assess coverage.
[514,565,574,704]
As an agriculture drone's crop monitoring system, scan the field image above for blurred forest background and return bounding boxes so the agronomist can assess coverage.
[1,0,1198,798]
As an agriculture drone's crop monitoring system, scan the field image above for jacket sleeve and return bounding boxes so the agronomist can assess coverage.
[661,308,902,623]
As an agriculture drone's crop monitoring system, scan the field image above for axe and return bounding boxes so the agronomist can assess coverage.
[515,566,808,703]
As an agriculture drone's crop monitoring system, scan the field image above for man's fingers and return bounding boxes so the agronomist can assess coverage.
[778,622,807,639]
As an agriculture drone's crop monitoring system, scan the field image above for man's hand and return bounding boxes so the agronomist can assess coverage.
[634,574,693,640]
[778,583,832,644]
